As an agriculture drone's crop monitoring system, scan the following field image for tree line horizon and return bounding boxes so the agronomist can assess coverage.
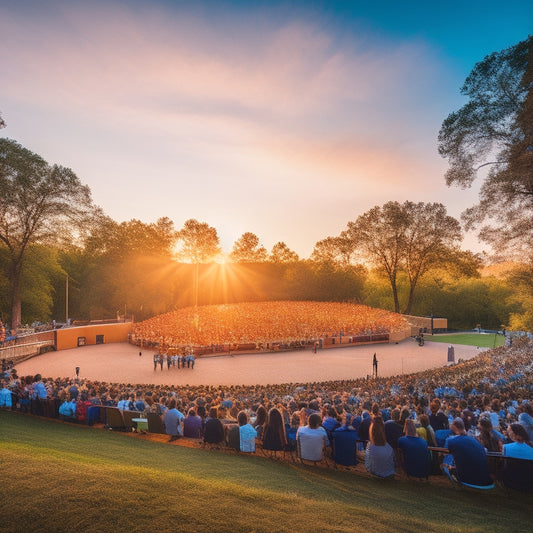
[1,36,532,332]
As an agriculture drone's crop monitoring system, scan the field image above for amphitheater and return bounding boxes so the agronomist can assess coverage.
[12,301,476,386]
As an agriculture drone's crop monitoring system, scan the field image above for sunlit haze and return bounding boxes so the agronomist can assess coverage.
[1,0,531,258]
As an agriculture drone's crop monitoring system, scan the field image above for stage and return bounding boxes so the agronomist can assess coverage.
[14,338,483,386]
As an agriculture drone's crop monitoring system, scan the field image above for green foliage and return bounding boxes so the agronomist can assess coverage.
[439,36,533,256]
[343,201,462,314]
[0,137,95,328]
[410,275,520,330]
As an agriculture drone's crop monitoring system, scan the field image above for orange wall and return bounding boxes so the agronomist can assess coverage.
[56,323,132,351]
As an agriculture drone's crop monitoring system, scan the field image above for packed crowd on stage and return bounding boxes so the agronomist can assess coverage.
[1,336,532,488]
[131,301,408,350]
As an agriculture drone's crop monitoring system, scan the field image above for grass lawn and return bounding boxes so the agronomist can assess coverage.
[425,333,505,348]
[1,411,531,532]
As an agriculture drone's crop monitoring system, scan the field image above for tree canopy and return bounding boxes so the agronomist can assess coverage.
[230,232,267,263]
[438,36,533,255]
[344,201,462,314]
[269,242,299,263]
[175,219,221,264]
[0,138,95,329]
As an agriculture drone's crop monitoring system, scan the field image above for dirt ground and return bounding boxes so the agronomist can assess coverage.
[14,338,483,386]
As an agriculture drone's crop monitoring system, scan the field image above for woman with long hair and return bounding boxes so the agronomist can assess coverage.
[365,416,395,478]
[476,416,502,453]
[503,423,533,460]
[262,407,287,452]
[253,405,267,440]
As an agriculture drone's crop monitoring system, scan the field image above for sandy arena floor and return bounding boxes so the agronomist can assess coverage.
[14,338,483,386]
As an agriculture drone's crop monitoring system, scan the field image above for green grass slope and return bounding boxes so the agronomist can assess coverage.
[426,333,505,348]
[1,411,530,533]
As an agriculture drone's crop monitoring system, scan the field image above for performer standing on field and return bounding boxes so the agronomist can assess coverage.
[373,353,378,378]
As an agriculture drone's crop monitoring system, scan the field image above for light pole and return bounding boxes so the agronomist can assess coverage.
[66,274,69,325]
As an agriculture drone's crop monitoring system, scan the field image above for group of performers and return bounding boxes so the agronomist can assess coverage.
[152,349,195,371]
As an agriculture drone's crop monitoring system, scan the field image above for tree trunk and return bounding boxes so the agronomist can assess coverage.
[9,262,22,331]
[388,274,401,314]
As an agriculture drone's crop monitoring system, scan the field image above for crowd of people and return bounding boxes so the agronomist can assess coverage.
[131,301,408,350]
[1,335,532,487]
[151,350,196,371]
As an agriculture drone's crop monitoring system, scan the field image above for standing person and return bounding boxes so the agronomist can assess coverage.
[75,366,80,378]
[139,351,142,357]
[153,353,158,371]
[447,345,455,364]
[373,353,378,378]
[159,353,164,371]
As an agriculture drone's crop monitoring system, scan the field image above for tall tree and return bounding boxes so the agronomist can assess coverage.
[175,219,221,263]
[345,201,462,314]
[0,138,95,329]
[269,241,299,263]
[229,232,267,263]
[310,235,354,266]
[438,36,533,255]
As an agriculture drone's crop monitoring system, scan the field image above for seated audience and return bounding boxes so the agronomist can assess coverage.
[398,419,430,479]
[444,418,493,487]
[183,408,203,438]
[238,411,257,453]
[365,416,395,478]
[503,423,533,460]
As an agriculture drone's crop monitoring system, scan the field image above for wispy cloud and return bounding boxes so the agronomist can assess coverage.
[0,1,464,255]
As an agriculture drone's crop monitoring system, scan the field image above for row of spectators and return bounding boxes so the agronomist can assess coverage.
[2,338,532,485]
[131,301,408,348]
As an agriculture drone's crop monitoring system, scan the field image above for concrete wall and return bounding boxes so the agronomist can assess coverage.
[56,323,132,351]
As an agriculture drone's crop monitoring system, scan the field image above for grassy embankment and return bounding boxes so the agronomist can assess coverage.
[426,333,505,348]
[1,411,531,533]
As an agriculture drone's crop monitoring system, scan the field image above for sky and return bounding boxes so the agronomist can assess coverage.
[1,0,531,259]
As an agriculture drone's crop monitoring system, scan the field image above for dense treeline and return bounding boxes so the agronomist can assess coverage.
[0,221,527,331]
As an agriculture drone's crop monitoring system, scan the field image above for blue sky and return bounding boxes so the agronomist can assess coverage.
[1,0,531,258]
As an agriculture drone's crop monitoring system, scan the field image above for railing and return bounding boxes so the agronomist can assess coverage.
[0,339,55,363]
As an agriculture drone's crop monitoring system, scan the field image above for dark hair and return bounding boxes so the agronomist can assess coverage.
[419,414,429,428]
[254,405,267,426]
[510,423,533,447]
[370,416,387,446]
[237,411,248,427]
[308,413,322,429]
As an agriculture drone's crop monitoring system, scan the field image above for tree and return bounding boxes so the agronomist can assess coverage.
[0,112,5,129]
[438,36,533,255]
[0,138,95,329]
[345,201,462,314]
[175,219,221,264]
[229,232,267,263]
[269,241,299,263]
[310,235,353,266]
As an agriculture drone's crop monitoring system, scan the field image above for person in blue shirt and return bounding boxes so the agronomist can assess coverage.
[164,398,184,441]
[398,419,430,479]
[444,418,493,487]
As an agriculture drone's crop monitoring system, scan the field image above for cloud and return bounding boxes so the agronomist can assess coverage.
[0,1,458,256]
